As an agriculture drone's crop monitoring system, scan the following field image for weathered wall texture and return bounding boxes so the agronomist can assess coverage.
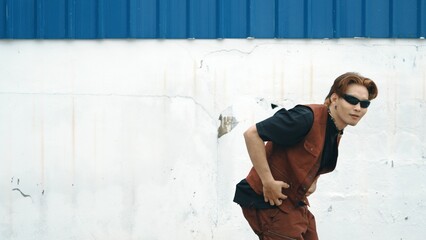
[0,40,425,239]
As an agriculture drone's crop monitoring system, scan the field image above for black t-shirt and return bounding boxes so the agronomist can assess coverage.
[233,105,341,209]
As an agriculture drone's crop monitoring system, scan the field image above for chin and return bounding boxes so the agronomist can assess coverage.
[347,121,359,126]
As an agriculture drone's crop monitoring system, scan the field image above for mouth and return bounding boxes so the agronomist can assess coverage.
[349,114,360,119]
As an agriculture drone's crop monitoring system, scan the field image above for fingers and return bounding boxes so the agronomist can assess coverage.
[274,198,282,206]
[266,198,279,206]
[278,193,288,200]
[281,182,290,188]
[264,195,287,206]
[264,197,275,205]
[270,197,285,206]
[262,180,290,206]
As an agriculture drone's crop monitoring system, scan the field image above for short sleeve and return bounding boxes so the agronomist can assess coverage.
[255,105,314,147]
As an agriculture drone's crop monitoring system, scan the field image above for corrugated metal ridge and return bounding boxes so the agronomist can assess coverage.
[0,0,425,39]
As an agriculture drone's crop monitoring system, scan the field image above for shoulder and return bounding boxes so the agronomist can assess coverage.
[272,105,314,127]
[302,104,327,112]
[284,105,314,120]
[301,104,328,125]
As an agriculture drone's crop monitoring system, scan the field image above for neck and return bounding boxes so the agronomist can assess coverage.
[328,106,345,133]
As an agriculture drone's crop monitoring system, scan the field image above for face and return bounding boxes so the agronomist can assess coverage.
[330,84,369,129]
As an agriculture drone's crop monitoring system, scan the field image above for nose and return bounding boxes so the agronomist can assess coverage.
[354,103,362,111]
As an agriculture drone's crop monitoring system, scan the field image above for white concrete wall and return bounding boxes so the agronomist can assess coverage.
[0,39,425,240]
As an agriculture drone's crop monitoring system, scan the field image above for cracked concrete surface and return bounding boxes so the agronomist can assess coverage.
[1,39,426,240]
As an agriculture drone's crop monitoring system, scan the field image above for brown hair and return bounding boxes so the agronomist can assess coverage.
[324,72,378,106]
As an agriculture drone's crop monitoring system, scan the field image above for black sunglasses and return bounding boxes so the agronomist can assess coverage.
[342,94,371,108]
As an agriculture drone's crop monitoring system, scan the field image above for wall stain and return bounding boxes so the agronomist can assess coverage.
[193,60,198,99]
[40,105,45,190]
[12,188,32,199]
[72,97,76,189]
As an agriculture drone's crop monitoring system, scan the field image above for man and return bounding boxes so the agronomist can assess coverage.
[234,72,378,240]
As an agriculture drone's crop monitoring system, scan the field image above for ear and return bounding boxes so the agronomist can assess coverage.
[330,93,339,104]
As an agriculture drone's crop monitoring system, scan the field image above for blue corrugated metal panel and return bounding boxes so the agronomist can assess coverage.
[250,0,275,38]
[6,0,36,38]
[393,0,419,38]
[42,0,67,39]
[218,0,249,38]
[74,0,98,39]
[365,0,391,37]
[188,0,216,38]
[277,0,305,38]
[422,0,426,37]
[129,0,156,38]
[102,0,128,38]
[336,0,364,38]
[0,0,5,38]
[309,0,334,38]
[0,0,425,39]
[158,0,187,38]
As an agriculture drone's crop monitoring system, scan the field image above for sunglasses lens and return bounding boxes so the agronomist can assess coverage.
[344,95,359,105]
[344,94,370,108]
[360,101,370,108]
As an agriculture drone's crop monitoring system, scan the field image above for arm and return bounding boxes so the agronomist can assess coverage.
[244,125,289,206]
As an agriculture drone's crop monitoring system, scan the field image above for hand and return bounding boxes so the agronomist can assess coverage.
[262,180,289,206]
